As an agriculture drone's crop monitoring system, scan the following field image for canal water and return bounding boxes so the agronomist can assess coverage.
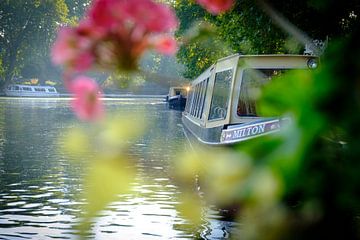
[0,98,236,240]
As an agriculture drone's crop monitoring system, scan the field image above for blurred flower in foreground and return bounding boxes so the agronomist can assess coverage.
[196,0,235,15]
[52,0,178,73]
[60,114,146,235]
[174,146,282,206]
[152,35,178,55]
[51,0,179,121]
[51,27,95,72]
[69,76,104,121]
[80,157,135,235]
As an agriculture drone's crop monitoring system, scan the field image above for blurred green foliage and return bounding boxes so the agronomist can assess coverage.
[0,0,70,87]
[175,0,359,79]
[60,115,146,236]
[56,0,360,238]
[172,1,360,239]
[174,17,360,240]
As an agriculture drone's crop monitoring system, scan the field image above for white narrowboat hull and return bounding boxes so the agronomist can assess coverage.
[4,84,60,97]
[4,91,60,97]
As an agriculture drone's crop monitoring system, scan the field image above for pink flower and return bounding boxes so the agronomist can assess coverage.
[51,27,95,72]
[69,76,104,121]
[51,27,78,65]
[118,0,178,33]
[196,0,234,15]
[89,0,118,29]
[77,19,107,40]
[153,36,178,55]
[73,52,95,72]
[52,0,179,73]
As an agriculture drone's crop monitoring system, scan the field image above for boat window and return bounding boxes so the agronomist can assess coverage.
[186,77,210,118]
[48,88,55,92]
[209,69,233,121]
[21,87,33,91]
[237,69,286,116]
[191,85,197,116]
[199,78,209,119]
[195,81,204,118]
[190,85,196,116]
[193,84,201,117]
[35,88,46,92]
[194,82,201,118]
[14,86,20,90]
[196,79,205,118]
[175,90,181,95]
[185,89,192,113]
[186,88,193,113]
[189,88,194,115]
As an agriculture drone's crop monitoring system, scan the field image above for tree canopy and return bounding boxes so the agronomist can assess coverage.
[0,0,183,91]
[175,0,360,78]
[1,0,359,88]
[0,0,69,88]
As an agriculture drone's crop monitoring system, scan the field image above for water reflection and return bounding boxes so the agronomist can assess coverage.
[0,97,236,239]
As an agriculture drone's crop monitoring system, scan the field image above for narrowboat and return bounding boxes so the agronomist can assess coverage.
[166,86,189,111]
[4,84,60,97]
[182,54,318,145]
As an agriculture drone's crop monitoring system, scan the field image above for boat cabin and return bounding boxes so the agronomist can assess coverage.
[182,54,318,145]
[168,87,188,98]
[5,84,59,97]
[167,86,189,110]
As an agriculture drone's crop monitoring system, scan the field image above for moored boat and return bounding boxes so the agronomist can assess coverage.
[166,86,189,111]
[182,54,318,145]
[4,84,60,97]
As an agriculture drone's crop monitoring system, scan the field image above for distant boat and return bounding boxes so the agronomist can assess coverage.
[182,54,318,146]
[166,86,189,111]
[4,84,60,97]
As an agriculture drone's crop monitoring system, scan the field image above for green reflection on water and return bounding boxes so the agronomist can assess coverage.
[0,98,233,239]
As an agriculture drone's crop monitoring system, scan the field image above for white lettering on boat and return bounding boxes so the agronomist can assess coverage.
[232,124,265,138]
[221,120,280,143]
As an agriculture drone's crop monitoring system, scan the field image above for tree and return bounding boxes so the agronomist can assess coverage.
[174,0,223,78]
[65,0,91,23]
[175,0,360,79]
[173,2,360,238]
[0,0,68,89]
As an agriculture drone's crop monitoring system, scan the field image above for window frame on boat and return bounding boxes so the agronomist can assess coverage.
[205,54,239,129]
[21,86,33,92]
[182,54,319,145]
[184,65,213,124]
[230,55,313,125]
[208,68,234,121]
[198,78,209,119]
[34,87,46,92]
[189,78,206,119]
[237,68,288,117]
[184,54,317,129]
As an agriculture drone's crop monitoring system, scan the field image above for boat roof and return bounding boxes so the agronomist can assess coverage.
[217,53,317,61]
[7,84,56,88]
[169,86,188,90]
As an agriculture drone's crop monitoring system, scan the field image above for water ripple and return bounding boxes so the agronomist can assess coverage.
[0,98,237,239]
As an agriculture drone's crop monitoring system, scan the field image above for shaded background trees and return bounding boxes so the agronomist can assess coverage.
[0,0,69,88]
[1,0,359,88]
[0,0,183,93]
[175,0,360,78]
[173,0,360,239]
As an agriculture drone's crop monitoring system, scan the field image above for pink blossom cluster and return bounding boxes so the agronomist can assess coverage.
[69,76,104,121]
[51,0,179,121]
[196,0,234,15]
[52,0,178,73]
